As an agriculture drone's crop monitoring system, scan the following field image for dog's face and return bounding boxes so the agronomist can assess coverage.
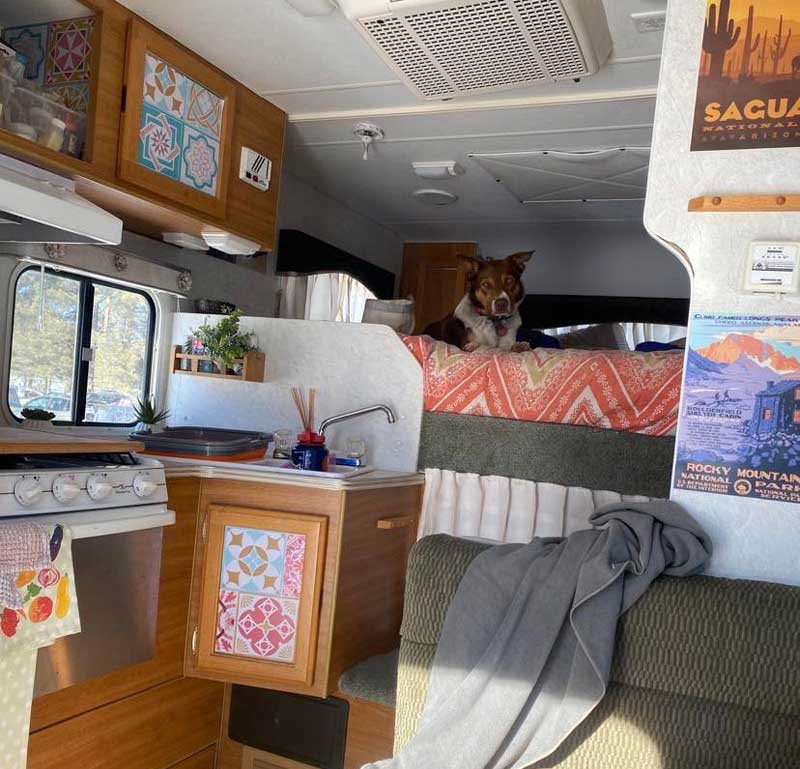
[461,251,533,317]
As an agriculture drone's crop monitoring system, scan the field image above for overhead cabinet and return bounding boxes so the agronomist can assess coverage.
[0,0,285,250]
[119,20,235,219]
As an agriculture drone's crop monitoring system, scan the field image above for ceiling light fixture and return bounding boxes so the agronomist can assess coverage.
[412,161,465,180]
[412,188,459,207]
[353,122,385,161]
[282,0,338,17]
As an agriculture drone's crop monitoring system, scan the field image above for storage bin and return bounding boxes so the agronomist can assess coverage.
[3,84,86,157]
[9,86,67,139]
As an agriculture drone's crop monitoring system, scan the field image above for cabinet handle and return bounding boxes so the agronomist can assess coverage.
[200,515,208,544]
[376,515,415,530]
[191,626,198,654]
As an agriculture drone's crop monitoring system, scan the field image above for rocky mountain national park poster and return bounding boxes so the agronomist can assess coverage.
[692,0,800,150]
[674,314,800,503]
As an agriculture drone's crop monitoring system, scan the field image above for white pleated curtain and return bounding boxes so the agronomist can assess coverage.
[419,469,656,544]
[278,273,375,323]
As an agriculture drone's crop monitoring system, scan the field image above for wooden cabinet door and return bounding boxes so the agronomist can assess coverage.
[400,243,477,333]
[118,19,235,218]
[193,505,327,688]
[0,1,110,171]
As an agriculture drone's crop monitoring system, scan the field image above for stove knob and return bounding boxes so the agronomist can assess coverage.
[132,473,158,498]
[14,477,42,507]
[53,475,81,503]
[87,473,112,501]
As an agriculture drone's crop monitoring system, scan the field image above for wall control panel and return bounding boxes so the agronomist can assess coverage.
[239,147,272,191]
[744,242,800,294]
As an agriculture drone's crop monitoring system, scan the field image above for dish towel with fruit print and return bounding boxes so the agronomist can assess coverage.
[0,523,80,769]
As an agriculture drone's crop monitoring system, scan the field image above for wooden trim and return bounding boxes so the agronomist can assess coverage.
[118,19,235,219]
[194,505,327,687]
[376,515,415,530]
[688,194,800,213]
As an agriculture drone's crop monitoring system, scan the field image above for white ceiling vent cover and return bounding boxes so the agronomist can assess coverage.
[339,0,612,100]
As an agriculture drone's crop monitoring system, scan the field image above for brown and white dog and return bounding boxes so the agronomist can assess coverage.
[424,250,533,352]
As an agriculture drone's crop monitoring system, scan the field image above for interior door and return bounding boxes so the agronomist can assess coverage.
[400,242,477,333]
[118,19,235,218]
[192,505,327,688]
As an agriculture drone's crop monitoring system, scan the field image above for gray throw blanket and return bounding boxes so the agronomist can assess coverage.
[367,500,711,769]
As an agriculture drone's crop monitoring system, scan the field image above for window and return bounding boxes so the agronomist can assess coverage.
[8,267,155,425]
[762,407,773,421]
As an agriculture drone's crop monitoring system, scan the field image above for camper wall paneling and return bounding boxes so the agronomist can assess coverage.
[400,243,477,333]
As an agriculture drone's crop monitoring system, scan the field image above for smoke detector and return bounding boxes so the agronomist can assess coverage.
[412,161,465,179]
[354,122,385,160]
[412,188,459,206]
[630,11,666,33]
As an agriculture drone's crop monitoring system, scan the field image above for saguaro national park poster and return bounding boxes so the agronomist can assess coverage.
[692,0,800,150]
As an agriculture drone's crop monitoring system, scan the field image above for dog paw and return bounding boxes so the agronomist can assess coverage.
[463,342,480,352]
[511,342,531,352]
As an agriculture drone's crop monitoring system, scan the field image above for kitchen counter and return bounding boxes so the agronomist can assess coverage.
[153,454,423,490]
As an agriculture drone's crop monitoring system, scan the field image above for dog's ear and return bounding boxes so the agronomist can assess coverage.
[458,254,487,278]
[508,250,534,274]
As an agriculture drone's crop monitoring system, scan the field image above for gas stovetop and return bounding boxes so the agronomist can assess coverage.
[0,452,140,471]
[0,453,167,516]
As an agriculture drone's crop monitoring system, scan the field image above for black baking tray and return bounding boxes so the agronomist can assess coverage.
[129,426,271,456]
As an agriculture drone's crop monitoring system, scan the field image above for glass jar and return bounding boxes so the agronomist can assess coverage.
[41,118,66,151]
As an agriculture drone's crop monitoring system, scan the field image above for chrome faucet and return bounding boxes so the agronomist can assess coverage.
[318,404,396,438]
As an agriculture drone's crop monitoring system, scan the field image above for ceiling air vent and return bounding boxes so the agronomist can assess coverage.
[340,0,612,100]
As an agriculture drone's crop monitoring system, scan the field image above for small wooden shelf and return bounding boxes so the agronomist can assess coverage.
[172,345,265,382]
[688,194,800,213]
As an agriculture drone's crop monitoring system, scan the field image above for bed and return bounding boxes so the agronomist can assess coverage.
[404,294,690,542]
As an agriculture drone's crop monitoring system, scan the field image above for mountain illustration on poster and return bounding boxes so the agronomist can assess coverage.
[674,315,800,503]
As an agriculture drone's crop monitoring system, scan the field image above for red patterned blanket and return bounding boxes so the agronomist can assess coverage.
[403,336,683,436]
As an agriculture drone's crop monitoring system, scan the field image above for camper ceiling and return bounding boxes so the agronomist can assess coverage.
[118,0,665,238]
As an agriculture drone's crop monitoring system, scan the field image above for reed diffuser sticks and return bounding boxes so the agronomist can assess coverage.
[291,387,317,434]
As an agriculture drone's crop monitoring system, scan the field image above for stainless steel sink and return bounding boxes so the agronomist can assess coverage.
[242,457,373,479]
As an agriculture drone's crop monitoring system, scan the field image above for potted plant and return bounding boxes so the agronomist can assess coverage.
[20,407,56,430]
[132,397,170,435]
[189,310,258,375]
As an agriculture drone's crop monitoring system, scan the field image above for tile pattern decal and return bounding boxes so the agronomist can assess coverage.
[214,526,307,662]
[143,53,186,118]
[181,127,219,192]
[138,103,183,178]
[2,17,94,111]
[3,26,47,83]
[137,52,224,196]
[46,18,94,85]
[185,82,223,138]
